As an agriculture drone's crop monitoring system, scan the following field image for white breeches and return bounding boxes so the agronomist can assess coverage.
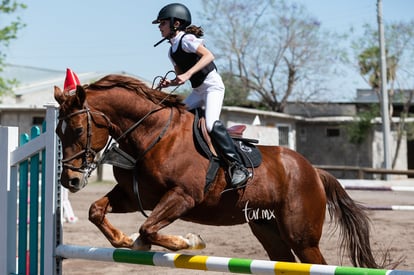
[183,70,225,132]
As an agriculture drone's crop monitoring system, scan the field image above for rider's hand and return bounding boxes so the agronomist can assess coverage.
[159,79,171,88]
[173,72,191,86]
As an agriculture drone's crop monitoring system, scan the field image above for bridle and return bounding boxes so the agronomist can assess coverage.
[58,74,178,218]
[58,107,110,177]
[58,102,173,219]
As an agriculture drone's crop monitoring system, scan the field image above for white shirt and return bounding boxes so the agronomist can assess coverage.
[167,32,224,132]
[168,31,204,66]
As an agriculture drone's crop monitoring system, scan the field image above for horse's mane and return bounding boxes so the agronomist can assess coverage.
[86,74,186,110]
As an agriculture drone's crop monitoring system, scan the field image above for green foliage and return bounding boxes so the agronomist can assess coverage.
[405,116,414,141]
[352,21,414,90]
[0,76,18,98]
[0,0,26,97]
[357,46,397,89]
[346,105,379,145]
[221,72,251,106]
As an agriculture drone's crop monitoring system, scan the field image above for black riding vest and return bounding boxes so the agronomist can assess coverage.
[170,34,217,88]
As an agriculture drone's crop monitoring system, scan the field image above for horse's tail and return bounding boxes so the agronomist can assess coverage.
[316,168,380,268]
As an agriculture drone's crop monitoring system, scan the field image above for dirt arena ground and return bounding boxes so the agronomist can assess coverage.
[62,180,414,274]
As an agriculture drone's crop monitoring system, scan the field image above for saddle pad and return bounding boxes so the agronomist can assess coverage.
[234,139,262,168]
[192,108,262,167]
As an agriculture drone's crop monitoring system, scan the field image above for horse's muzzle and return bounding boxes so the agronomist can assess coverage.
[61,170,88,193]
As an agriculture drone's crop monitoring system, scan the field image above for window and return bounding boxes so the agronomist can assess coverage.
[326,128,340,137]
[278,125,290,147]
[32,116,44,126]
[299,128,307,142]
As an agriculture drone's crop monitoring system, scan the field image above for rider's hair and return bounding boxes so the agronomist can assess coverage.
[185,25,204,38]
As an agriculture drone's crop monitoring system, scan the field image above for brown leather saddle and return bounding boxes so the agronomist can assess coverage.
[192,108,262,192]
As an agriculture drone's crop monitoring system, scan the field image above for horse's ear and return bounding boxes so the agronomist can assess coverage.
[54,86,65,105]
[74,85,86,107]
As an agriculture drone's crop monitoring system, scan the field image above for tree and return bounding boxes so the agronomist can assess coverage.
[352,21,414,101]
[0,0,26,98]
[347,105,379,145]
[352,21,414,168]
[221,71,251,107]
[358,46,397,90]
[346,105,379,167]
[200,0,344,112]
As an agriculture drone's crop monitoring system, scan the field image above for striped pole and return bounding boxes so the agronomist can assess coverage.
[55,245,414,275]
[342,185,414,192]
[366,205,414,211]
[341,184,414,211]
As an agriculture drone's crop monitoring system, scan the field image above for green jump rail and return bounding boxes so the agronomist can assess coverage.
[56,244,414,275]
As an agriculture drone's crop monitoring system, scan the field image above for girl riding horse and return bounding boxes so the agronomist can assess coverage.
[153,3,251,188]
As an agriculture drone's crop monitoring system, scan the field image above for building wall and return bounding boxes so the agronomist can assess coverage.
[372,128,408,179]
[296,121,374,178]
[0,109,45,136]
[221,108,297,148]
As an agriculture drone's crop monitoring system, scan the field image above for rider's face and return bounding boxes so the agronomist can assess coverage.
[158,20,170,38]
[158,20,181,39]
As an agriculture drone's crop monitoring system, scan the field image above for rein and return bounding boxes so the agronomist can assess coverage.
[112,70,178,143]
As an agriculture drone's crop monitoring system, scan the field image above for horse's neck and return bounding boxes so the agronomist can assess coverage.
[91,93,173,151]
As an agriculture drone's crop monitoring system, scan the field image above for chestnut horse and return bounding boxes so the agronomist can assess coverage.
[54,74,379,268]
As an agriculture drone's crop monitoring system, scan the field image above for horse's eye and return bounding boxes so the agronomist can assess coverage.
[74,127,84,137]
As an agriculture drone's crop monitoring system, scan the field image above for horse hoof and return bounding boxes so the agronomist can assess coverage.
[185,233,206,250]
[130,234,152,251]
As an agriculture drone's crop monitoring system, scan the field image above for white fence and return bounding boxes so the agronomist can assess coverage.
[0,104,61,275]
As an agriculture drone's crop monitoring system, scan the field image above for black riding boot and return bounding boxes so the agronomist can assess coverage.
[210,120,251,187]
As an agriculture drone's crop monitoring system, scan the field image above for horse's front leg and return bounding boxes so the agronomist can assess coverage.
[88,194,134,249]
[134,188,206,251]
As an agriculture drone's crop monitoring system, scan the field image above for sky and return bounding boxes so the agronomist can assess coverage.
[4,0,414,101]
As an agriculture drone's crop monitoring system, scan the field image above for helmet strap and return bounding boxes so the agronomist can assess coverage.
[169,18,180,35]
[169,18,176,30]
[153,37,167,47]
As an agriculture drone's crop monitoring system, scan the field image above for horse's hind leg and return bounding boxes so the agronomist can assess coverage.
[249,219,327,264]
[248,220,295,262]
[279,201,328,264]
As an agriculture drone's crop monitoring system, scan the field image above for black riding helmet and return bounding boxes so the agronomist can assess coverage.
[152,3,192,30]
